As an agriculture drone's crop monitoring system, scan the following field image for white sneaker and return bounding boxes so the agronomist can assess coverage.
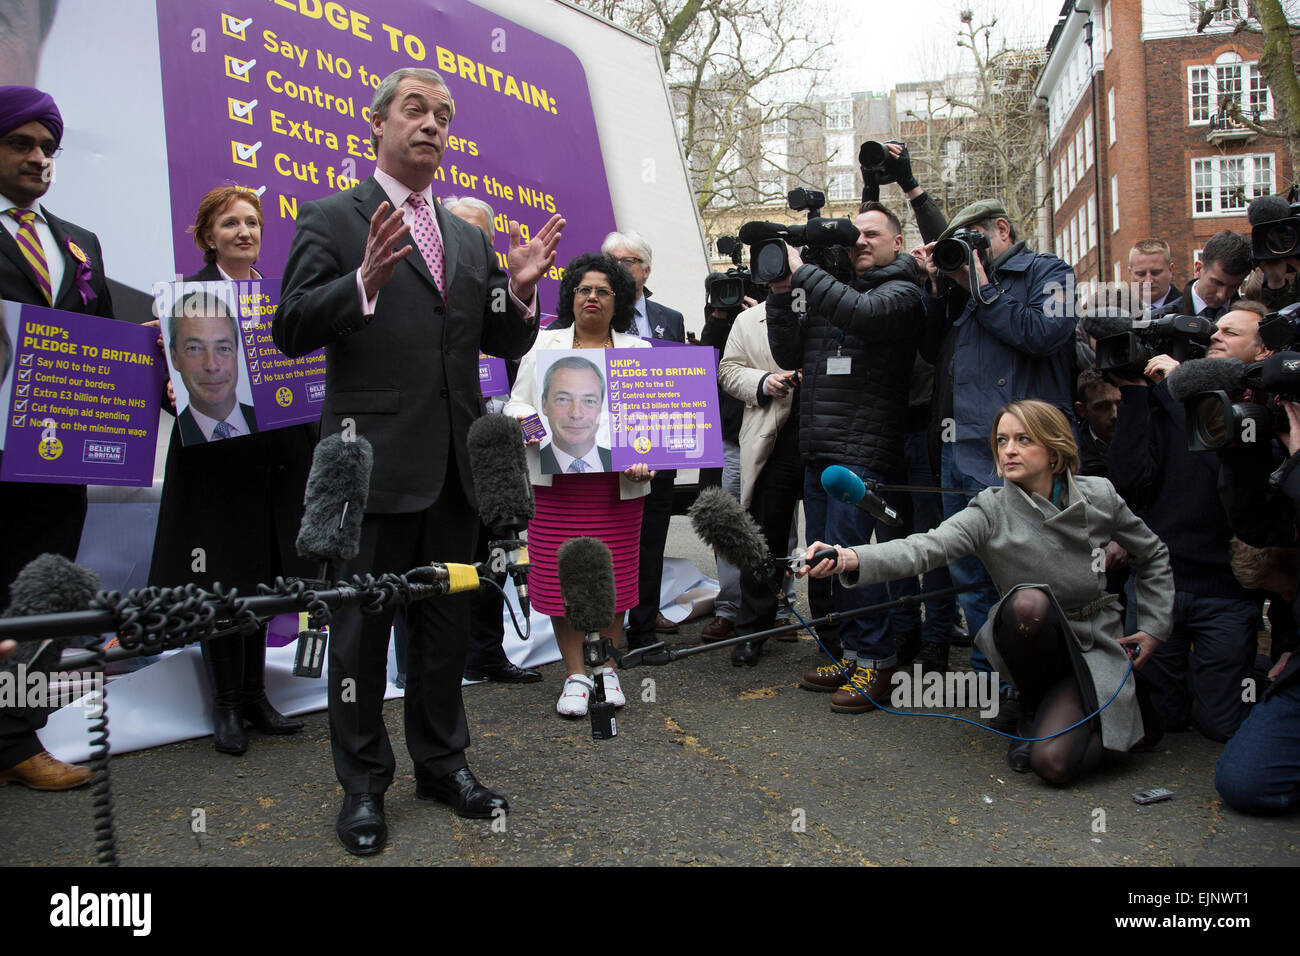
[556,674,594,717]
[595,667,626,708]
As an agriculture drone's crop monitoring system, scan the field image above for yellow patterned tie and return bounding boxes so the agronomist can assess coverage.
[7,208,52,304]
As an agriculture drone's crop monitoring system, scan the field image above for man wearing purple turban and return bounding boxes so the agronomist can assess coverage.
[0,85,115,792]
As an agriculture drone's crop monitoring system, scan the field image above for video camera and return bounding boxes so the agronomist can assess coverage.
[708,236,766,309]
[1095,313,1213,380]
[1183,351,1300,451]
[738,188,858,285]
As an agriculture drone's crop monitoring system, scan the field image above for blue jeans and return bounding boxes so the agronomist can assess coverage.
[803,460,898,668]
[939,442,997,673]
[891,429,957,643]
[1126,584,1259,741]
[713,439,743,620]
[1215,679,1300,814]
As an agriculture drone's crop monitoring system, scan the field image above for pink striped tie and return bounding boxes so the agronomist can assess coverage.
[7,208,52,304]
[404,194,446,296]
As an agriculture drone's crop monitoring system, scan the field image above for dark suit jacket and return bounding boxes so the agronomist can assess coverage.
[540,442,612,474]
[644,291,686,343]
[0,205,115,318]
[1153,282,1234,321]
[175,403,259,445]
[149,265,316,592]
[273,175,538,514]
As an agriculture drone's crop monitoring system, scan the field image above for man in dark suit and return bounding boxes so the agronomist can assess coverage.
[1128,238,1179,313]
[538,354,611,474]
[601,231,687,643]
[1151,230,1250,323]
[274,68,562,856]
[168,290,257,443]
[0,86,113,791]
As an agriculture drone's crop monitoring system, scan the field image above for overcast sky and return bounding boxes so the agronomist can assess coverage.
[828,0,1064,93]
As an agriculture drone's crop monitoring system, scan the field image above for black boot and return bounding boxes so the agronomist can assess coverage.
[1006,709,1036,774]
[242,631,303,735]
[918,640,949,675]
[202,636,248,755]
[731,636,767,667]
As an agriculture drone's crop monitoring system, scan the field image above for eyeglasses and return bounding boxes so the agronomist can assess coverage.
[2,134,61,158]
[615,256,643,267]
[576,286,614,300]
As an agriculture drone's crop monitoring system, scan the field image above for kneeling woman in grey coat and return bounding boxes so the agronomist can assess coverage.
[804,400,1173,785]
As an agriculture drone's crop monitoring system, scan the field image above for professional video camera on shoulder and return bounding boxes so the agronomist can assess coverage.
[1249,192,1300,264]
[738,187,858,284]
[1084,308,1213,380]
[708,236,767,309]
[1169,350,1300,450]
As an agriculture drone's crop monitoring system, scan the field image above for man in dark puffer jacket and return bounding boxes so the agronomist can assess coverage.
[767,200,923,713]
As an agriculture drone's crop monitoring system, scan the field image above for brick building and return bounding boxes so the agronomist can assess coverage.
[1037,0,1298,298]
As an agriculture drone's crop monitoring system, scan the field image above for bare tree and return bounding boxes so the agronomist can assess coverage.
[1194,0,1300,188]
[571,0,833,233]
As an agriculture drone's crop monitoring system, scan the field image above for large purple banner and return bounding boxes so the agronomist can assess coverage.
[154,0,617,306]
[0,302,166,486]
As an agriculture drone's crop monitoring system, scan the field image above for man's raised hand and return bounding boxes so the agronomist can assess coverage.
[508,213,565,301]
[360,202,413,301]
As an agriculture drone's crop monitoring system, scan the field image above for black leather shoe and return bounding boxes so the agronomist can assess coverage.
[336,793,387,856]
[463,661,543,684]
[731,639,763,667]
[416,767,509,819]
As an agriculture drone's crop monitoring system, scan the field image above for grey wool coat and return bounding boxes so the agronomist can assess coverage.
[841,474,1173,751]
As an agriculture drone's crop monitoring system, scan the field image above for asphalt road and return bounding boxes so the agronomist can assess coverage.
[2,516,1296,868]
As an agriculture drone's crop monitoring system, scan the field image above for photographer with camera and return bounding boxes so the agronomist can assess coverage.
[1107,298,1275,742]
[698,272,765,642]
[1213,400,1300,813]
[1239,194,1300,312]
[762,200,924,711]
[911,200,1075,711]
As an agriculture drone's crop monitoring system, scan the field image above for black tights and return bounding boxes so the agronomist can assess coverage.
[993,588,1104,786]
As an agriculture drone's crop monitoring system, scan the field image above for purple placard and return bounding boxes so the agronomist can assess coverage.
[0,301,166,486]
[607,348,722,470]
[153,279,324,443]
[154,1,617,304]
[479,352,509,397]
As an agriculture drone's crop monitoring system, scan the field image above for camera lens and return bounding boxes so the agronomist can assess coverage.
[1193,394,1229,449]
[932,237,968,273]
[1266,224,1299,257]
[754,242,788,284]
[859,141,886,170]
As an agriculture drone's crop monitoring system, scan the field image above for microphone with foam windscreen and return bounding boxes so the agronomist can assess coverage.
[294,433,372,677]
[689,486,839,576]
[2,554,101,673]
[296,433,373,577]
[1081,309,1134,343]
[557,537,618,738]
[821,465,902,527]
[467,413,535,622]
[1166,357,1248,402]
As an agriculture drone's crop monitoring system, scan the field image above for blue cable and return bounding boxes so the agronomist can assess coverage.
[785,601,1136,742]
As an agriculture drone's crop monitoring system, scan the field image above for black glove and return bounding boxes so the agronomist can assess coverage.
[880,142,919,193]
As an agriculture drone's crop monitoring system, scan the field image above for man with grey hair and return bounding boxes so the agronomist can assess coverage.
[443,195,496,240]
[276,66,563,856]
[601,230,687,645]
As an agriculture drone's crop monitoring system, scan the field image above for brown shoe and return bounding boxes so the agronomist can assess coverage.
[700,617,735,642]
[773,615,797,641]
[654,613,680,634]
[799,658,857,692]
[830,667,898,714]
[0,752,93,791]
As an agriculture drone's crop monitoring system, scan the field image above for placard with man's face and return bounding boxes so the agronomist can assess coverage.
[535,350,612,475]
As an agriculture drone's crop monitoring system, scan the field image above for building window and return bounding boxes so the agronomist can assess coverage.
[825,99,852,131]
[762,116,788,137]
[1068,138,1078,188]
[1192,153,1275,215]
[1189,0,1240,24]
[1111,174,1119,232]
[1084,115,1094,161]
[1102,0,1112,55]
[1087,195,1097,252]
[1108,88,1116,145]
[1076,127,1087,175]
[1058,157,1067,202]
[1078,206,1088,254]
[1189,55,1271,124]
[827,171,854,201]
